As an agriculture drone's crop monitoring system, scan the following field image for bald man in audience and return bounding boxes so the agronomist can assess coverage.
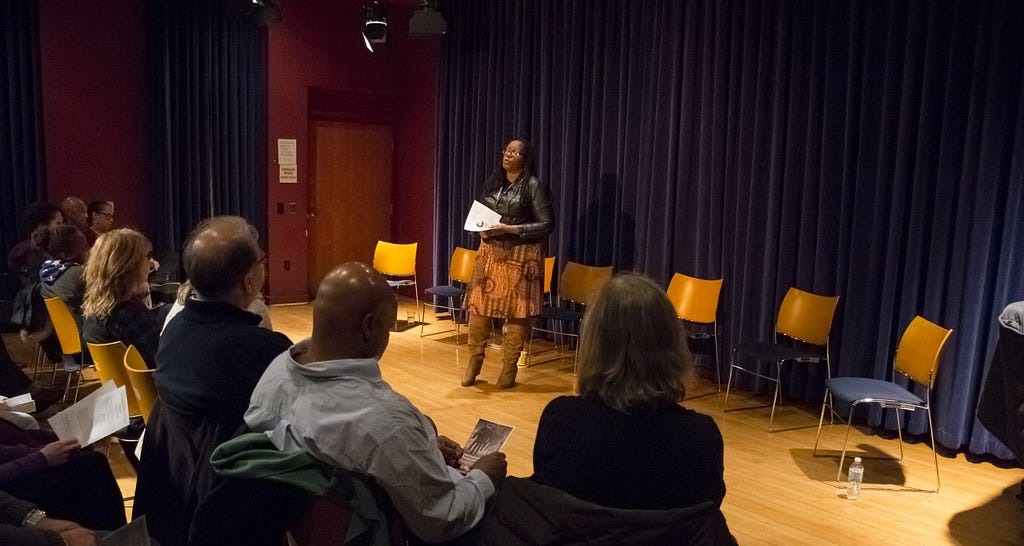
[246,262,506,544]
[134,216,291,546]
[59,196,89,236]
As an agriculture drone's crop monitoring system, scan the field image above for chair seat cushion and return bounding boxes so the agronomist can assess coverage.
[826,377,924,406]
[540,307,583,322]
[424,286,466,298]
[734,341,817,362]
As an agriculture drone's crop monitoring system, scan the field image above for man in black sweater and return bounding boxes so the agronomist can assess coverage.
[132,216,291,546]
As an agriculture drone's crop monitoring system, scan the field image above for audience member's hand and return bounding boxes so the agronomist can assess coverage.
[58,526,97,546]
[36,517,79,533]
[37,517,96,545]
[437,436,464,467]
[39,439,80,466]
[149,257,160,272]
[470,451,507,488]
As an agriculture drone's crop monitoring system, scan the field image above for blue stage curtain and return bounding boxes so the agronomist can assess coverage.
[148,0,267,259]
[0,0,45,297]
[437,0,1024,458]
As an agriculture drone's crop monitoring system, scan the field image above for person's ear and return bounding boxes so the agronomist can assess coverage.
[362,312,378,342]
[243,267,261,298]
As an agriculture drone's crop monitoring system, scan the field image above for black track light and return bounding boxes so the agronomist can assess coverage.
[363,1,388,53]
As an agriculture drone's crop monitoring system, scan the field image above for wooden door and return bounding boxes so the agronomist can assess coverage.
[308,122,393,296]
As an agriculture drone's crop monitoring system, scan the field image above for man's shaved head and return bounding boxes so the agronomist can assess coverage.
[310,262,398,361]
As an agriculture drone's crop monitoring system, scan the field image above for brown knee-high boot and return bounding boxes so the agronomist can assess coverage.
[498,318,529,389]
[463,313,490,386]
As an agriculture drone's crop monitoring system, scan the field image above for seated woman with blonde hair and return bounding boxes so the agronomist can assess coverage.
[532,272,726,510]
[82,228,164,368]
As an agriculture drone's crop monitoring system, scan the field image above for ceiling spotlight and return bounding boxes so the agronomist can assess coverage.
[409,0,446,37]
[251,0,282,25]
[362,1,388,53]
[222,0,281,25]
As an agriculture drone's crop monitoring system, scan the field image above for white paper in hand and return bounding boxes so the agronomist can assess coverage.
[48,381,130,446]
[464,200,502,232]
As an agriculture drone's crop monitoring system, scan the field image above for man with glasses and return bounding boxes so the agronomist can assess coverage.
[133,216,291,546]
[86,200,115,245]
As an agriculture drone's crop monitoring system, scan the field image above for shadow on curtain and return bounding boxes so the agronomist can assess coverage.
[148,0,267,262]
[0,0,45,298]
[437,0,1024,458]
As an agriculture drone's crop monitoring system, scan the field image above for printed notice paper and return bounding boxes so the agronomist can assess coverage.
[457,418,513,473]
[463,200,502,232]
[48,380,130,446]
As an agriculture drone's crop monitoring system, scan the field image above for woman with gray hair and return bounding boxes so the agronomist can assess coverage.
[531,272,726,509]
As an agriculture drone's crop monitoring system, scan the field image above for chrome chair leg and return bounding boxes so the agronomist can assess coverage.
[768,361,782,432]
[927,408,940,492]
[834,402,859,487]
[813,389,830,455]
[722,351,736,410]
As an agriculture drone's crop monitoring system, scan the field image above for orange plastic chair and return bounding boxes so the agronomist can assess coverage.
[420,247,477,341]
[723,287,840,431]
[42,297,90,404]
[666,273,725,387]
[123,344,157,422]
[373,241,419,326]
[813,316,952,492]
[542,256,556,306]
[526,261,614,371]
[87,341,141,416]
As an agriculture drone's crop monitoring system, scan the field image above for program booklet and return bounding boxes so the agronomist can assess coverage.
[0,393,35,413]
[457,418,514,473]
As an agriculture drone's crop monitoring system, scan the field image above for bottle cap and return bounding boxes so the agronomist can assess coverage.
[853,457,862,462]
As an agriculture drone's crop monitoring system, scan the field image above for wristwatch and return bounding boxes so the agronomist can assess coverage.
[22,508,46,527]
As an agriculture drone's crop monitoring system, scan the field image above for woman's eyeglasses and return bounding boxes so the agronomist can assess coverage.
[502,149,522,158]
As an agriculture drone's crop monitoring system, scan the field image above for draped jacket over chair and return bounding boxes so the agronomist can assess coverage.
[476,477,735,546]
[479,175,554,244]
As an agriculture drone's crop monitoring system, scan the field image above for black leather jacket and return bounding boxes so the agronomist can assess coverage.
[479,175,555,244]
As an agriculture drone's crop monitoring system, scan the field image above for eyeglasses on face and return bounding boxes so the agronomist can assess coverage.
[501,148,522,158]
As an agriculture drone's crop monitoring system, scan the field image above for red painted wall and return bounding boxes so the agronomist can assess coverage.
[35,0,439,302]
[38,0,150,236]
[266,0,439,302]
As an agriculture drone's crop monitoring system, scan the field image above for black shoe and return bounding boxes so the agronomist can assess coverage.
[30,388,62,413]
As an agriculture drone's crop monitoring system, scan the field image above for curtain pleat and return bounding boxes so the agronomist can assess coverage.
[149,0,267,260]
[437,0,1024,458]
[0,0,44,297]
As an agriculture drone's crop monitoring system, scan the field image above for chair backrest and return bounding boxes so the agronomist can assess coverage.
[287,494,353,546]
[559,262,614,306]
[123,344,157,422]
[448,247,477,284]
[42,297,82,356]
[894,316,953,388]
[775,287,840,346]
[666,273,723,324]
[373,241,417,277]
[87,341,141,416]
[543,256,556,296]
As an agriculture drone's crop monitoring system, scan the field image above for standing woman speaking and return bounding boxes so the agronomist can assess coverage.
[462,138,554,389]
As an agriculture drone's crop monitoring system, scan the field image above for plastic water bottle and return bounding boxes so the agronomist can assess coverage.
[847,457,864,500]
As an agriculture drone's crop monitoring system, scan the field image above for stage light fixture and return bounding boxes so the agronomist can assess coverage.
[363,1,388,53]
[222,0,281,25]
[251,0,282,25]
[409,0,446,37]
